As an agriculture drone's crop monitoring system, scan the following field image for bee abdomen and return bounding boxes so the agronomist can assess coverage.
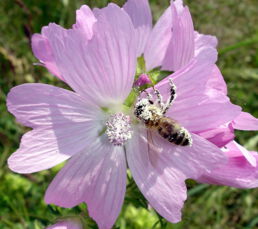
[167,129,192,146]
[145,119,159,129]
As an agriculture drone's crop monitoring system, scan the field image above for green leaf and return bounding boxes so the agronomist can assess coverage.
[148,67,173,85]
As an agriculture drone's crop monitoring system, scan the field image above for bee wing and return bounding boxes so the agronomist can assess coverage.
[146,129,162,168]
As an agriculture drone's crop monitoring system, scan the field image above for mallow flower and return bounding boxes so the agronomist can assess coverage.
[148,0,258,147]
[7,1,247,229]
[31,0,217,81]
[137,0,258,188]
[136,0,258,148]
[196,67,258,188]
[46,219,82,229]
[198,141,258,188]
[195,65,258,149]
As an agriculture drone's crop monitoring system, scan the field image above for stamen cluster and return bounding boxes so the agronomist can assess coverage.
[105,112,133,146]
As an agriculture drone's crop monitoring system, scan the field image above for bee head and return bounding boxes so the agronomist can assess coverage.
[134,98,151,120]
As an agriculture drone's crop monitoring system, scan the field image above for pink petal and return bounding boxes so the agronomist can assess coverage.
[232,112,258,131]
[7,129,73,173]
[32,5,96,80]
[123,0,152,56]
[198,142,258,188]
[43,4,136,106]
[31,34,63,79]
[194,31,218,55]
[45,139,127,229]
[144,7,172,71]
[126,128,225,223]
[7,84,102,173]
[171,91,240,132]
[72,5,97,39]
[227,141,256,167]
[161,1,218,72]
[207,65,227,94]
[126,129,187,223]
[154,50,241,132]
[162,0,194,71]
[197,124,235,148]
[31,34,53,62]
[47,220,82,229]
[148,131,226,178]
[7,83,101,128]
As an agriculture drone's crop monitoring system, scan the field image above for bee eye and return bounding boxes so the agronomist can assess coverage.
[135,106,144,117]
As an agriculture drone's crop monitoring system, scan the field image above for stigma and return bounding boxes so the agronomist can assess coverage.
[105,112,133,146]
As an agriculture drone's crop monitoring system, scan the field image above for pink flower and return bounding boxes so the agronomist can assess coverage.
[32,0,216,80]
[196,70,258,188]
[198,141,258,188]
[7,1,245,229]
[148,1,258,188]
[146,0,258,146]
[46,220,82,229]
[196,66,258,147]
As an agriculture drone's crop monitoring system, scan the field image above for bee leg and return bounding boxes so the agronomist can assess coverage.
[153,87,165,110]
[163,78,177,114]
[143,90,154,104]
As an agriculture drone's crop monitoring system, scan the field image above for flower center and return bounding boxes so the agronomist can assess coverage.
[105,112,133,146]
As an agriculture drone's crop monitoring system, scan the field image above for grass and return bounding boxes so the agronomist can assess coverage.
[0,0,258,228]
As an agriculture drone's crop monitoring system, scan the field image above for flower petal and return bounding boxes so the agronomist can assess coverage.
[144,7,172,71]
[154,50,241,132]
[32,5,96,80]
[7,129,72,173]
[126,129,187,223]
[198,142,258,188]
[43,4,136,106]
[31,33,63,79]
[47,220,82,229]
[232,112,258,131]
[7,84,102,173]
[197,124,235,148]
[162,0,195,71]
[45,139,127,229]
[123,0,152,56]
[207,65,227,94]
[126,128,225,223]
[149,131,226,178]
[171,91,240,132]
[72,5,97,39]
[227,141,256,167]
[7,83,101,128]
[194,31,218,55]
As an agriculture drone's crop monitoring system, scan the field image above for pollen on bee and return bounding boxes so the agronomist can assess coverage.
[180,127,193,146]
[105,112,133,146]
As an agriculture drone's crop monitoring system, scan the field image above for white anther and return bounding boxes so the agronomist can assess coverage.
[106,112,133,146]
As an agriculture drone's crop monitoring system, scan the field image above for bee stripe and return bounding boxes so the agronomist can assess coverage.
[175,132,185,145]
[168,132,178,142]
[182,138,190,146]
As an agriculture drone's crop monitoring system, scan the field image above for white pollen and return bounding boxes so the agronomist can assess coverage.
[136,98,149,107]
[180,127,193,146]
[105,112,133,146]
[135,98,163,121]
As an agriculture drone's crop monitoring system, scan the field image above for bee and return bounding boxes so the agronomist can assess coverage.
[134,79,192,146]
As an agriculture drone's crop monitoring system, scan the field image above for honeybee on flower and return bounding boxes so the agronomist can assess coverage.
[7,0,258,228]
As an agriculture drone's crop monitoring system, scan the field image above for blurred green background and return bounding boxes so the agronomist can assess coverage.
[0,0,258,228]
